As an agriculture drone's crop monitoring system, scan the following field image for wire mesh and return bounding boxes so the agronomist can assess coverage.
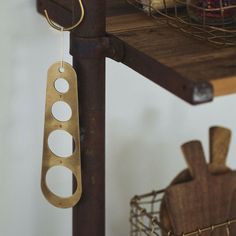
[130,189,236,236]
[126,0,236,45]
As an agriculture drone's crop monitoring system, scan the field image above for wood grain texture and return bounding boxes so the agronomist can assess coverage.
[209,126,231,174]
[160,126,232,235]
[166,141,210,234]
[229,189,236,235]
[164,140,236,235]
[212,76,236,97]
[107,13,236,91]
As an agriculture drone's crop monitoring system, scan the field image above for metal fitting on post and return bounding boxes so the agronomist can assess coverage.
[70,34,125,62]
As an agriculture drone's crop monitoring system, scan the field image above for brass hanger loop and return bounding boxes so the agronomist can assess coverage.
[44,0,85,31]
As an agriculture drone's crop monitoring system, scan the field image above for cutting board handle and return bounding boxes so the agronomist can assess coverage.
[209,126,231,173]
[181,141,209,180]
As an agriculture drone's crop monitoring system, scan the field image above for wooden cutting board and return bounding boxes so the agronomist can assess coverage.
[229,189,236,235]
[164,140,236,235]
[160,126,232,235]
[209,126,231,174]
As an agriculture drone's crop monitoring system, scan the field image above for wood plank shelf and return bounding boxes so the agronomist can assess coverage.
[37,0,236,104]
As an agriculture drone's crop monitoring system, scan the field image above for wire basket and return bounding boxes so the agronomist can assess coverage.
[130,189,236,236]
[126,0,236,45]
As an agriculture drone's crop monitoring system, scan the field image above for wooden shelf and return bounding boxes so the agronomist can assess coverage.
[37,0,236,104]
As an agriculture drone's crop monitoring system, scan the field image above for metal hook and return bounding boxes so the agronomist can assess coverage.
[44,0,85,31]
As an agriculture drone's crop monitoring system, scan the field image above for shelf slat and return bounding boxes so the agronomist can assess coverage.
[107,12,236,102]
[37,0,236,104]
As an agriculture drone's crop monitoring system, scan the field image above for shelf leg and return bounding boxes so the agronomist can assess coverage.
[71,1,106,236]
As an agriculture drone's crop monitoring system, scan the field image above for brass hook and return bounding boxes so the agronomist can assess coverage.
[44,0,85,31]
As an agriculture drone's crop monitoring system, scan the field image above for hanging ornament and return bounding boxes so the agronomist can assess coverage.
[41,0,84,209]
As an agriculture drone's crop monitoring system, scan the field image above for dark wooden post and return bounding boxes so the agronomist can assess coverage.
[70,1,106,236]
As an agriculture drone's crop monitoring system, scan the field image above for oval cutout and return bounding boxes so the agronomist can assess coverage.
[46,166,75,198]
[48,130,74,158]
[52,101,72,122]
[54,78,69,94]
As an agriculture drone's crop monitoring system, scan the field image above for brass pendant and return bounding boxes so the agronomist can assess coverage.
[41,62,82,208]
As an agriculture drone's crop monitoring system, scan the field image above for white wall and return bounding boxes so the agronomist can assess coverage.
[1,1,236,236]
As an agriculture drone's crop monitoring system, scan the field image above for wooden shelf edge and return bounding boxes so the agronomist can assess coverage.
[211,76,236,97]
[112,36,214,105]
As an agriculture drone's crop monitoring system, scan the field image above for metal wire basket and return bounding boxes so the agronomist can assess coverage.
[130,189,236,236]
[126,0,236,45]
